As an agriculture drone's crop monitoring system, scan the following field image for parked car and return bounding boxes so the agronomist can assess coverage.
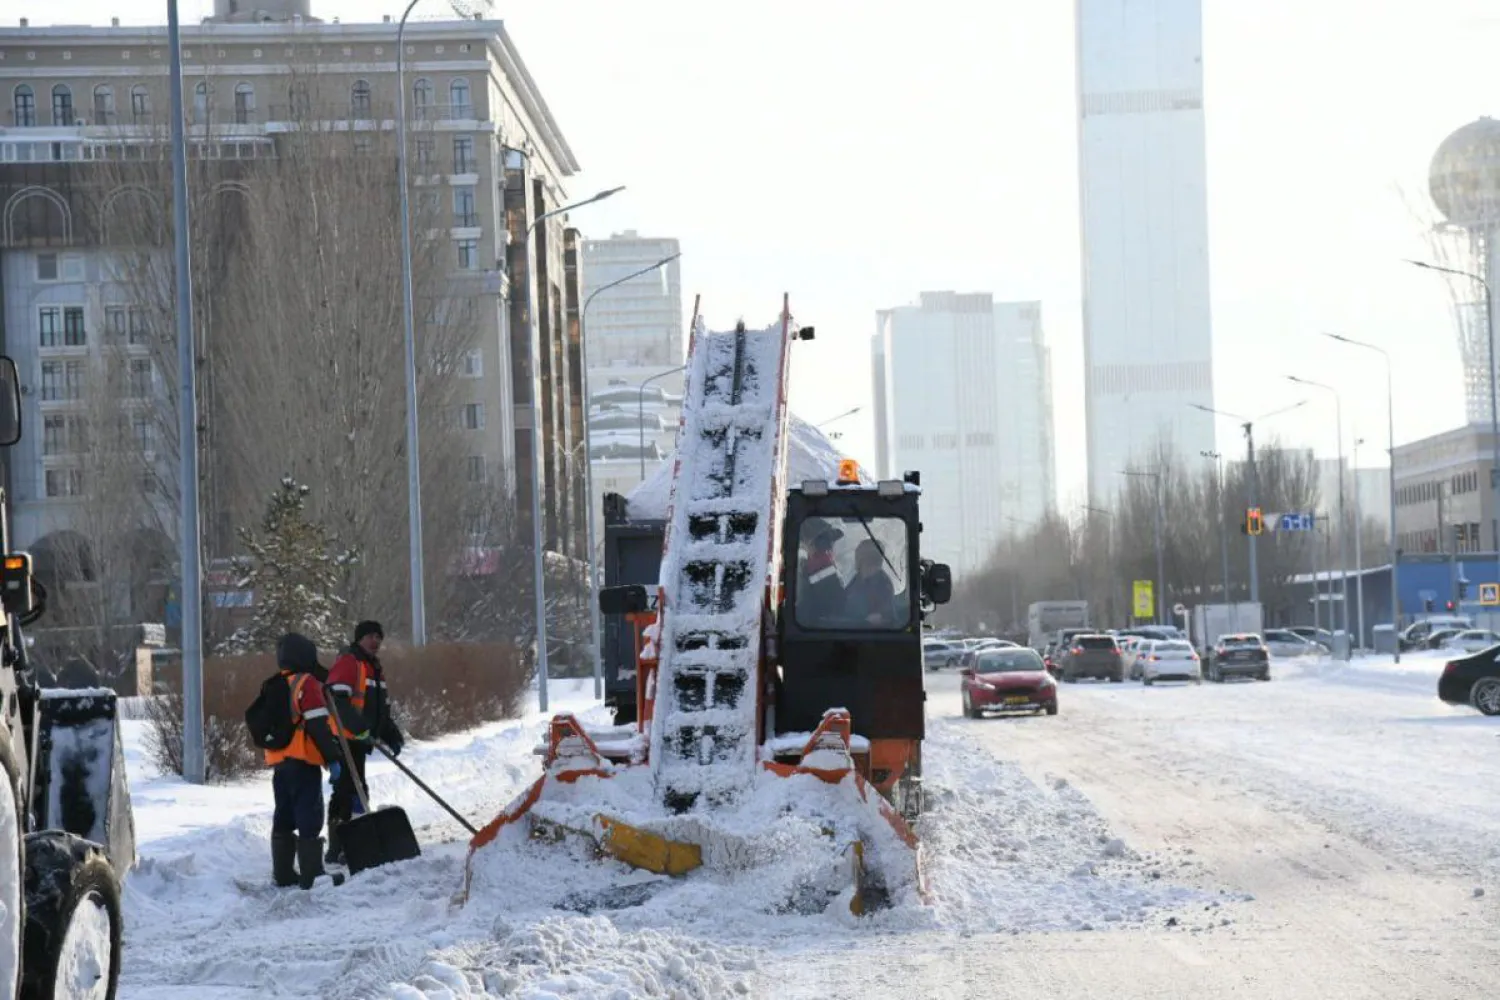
[1444,629,1500,653]
[1262,628,1327,657]
[1137,639,1202,685]
[1288,626,1335,648]
[1438,646,1500,715]
[1058,634,1124,683]
[1401,616,1473,651]
[961,647,1058,717]
[1207,633,1271,682]
[922,639,965,671]
[1424,627,1467,650]
[1119,636,1148,678]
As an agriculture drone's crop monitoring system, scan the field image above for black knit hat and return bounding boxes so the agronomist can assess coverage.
[353,620,384,643]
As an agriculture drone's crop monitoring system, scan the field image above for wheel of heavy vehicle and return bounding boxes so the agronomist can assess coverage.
[20,833,121,1000]
[1471,677,1500,716]
[0,734,24,1000]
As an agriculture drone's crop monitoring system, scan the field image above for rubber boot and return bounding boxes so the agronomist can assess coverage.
[296,836,345,889]
[271,833,298,888]
[325,819,344,866]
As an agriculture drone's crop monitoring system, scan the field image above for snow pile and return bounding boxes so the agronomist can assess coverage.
[919,718,1207,932]
[626,412,867,521]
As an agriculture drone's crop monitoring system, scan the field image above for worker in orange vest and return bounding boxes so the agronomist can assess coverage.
[266,632,346,889]
[324,620,403,865]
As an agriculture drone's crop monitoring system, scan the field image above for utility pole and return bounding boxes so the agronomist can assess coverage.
[1202,449,1230,604]
[1353,436,1366,649]
[1245,421,1260,604]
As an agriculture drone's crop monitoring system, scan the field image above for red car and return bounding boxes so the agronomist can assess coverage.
[961,647,1058,718]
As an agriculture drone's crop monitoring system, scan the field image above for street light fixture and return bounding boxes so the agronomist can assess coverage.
[1119,470,1165,624]
[815,407,862,428]
[1407,259,1500,587]
[580,251,682,699]
[1287,374,1350,644]
[1190,400,1309,603]
[1324,332,1399,661]
[517,177,625,713]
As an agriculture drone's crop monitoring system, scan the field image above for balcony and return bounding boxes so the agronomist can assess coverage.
[413,103,476,123]
[90,109,118,126]
[453,156,477,174]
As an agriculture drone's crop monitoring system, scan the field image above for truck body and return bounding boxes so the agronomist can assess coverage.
[1191,602,1264,651]
[1027,601,1089,649]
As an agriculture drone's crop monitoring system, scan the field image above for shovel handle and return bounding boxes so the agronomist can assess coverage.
[372,743,479,835]
[325,686,372,815]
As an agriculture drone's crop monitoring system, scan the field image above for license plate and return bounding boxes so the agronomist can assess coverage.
[1004,696,1031,705]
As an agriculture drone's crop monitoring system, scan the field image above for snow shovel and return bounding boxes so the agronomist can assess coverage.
[372,743,479,836]
[331,721,421,875]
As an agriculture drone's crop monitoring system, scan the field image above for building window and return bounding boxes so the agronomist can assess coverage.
[35,254,58,281]
[192,81,212,122]
[13,84,35,127]
[105,307,127,340]
[462,349,482,377]
[131,84,150,123]
[127,359,153,399]
[456,238,479,270]
[415,137,434,164]
[63,306,86,347]
[51,84,73,126]
[351,79,371,115]
[42,415,67,455]
[38,308,60,348]
[132,412,153,453]
[233,82,255,124]
[466,455,486,483]
[412,77,432,118]
[353,135,373,155]
[92,84,115,124]
[461,403,484,430]
[128,308,149,345]
[40,361,84,401]
[45,469,85,498]
[288,83,310,117]
[453,185,477,227]
[452,134,474,173]
[448,78,471,117]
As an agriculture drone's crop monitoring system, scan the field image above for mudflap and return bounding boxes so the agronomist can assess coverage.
[30,689,135,879]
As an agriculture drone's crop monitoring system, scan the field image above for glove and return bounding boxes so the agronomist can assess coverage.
[383,739,401,759]
[329,761,342,784]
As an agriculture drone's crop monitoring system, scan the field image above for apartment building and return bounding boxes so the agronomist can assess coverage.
[1392,424,1499,556]
[0,3,589,579]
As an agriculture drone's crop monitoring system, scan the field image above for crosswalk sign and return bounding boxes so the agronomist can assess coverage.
[1480,582,1500,606]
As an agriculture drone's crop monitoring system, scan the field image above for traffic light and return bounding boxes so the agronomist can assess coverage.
[1459,580,1469,600]
[1243,506,1264,536]
[1425,598,1435,613]
[1446,600,1456,612]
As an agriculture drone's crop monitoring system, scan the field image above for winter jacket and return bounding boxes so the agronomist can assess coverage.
[265,634,341,768]
[796,552,845,628]
[327,645,402,751]
[843,570,898,627]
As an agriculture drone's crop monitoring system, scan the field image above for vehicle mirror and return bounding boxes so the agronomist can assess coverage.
[924,563,952,605]
[0,356,20,447]
[598,584,649,615]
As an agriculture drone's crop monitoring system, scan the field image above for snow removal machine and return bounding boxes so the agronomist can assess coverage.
[464,299,951,915]
[0,356,135,999]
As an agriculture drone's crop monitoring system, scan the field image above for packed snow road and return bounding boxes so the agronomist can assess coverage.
[765,656,1500,998]
[116,661,1500,998]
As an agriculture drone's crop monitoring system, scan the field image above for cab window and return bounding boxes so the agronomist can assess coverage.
[793,515,910,631]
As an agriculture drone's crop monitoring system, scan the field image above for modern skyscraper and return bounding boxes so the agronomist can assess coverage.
[872,292,1054,575]
[1076,0,1216,503]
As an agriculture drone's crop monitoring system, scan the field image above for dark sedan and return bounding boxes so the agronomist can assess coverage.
[1438,646,1500,716]
[1208,633,1271,682]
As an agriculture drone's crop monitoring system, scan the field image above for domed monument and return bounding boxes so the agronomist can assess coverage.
[1428,118,1500,424]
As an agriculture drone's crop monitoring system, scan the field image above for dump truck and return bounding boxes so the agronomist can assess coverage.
[0,356,136,999]
[463,300,951,913]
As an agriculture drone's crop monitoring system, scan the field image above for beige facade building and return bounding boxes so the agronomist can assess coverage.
[0,4,591,577]
[1392,424,1498,557]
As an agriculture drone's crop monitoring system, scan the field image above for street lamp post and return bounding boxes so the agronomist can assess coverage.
[1353,435,1366,649]
[580,252,682,699]
[1082,505,1114,626]
[1408,259,1499,575]
[1191,400,1308,604]
[394,0,427,645]
[1324,332,1399,661]
[517,176,625,712]
[1287,375,1350,643]
[1119,470,1165,623]
[166,0,205,784]
[1201,449,1231,605]
[638,365,688,482]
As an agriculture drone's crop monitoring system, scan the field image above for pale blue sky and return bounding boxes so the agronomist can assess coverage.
[41,1,1500,506]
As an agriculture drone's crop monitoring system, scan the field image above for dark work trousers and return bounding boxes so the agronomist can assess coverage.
[271,759,325,840]
[328,743,368,830]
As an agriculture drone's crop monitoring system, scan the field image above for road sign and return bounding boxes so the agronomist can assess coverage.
[1172,602,1187,616]
[1133,580,1154,618]
[1481,582,1500,607]
[1277,512,1314,532]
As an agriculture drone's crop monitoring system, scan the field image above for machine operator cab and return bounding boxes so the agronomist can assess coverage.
[774,461,951,748]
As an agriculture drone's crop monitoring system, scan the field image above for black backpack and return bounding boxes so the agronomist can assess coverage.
[245,672,298,750]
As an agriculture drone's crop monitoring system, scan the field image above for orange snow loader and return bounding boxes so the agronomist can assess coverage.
[462,299,952,914]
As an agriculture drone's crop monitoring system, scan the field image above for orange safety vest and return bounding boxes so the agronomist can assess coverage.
[330,654,384,739]
[263,672,330,768]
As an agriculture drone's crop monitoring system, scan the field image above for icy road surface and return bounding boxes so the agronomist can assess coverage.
[116,659,1500,998]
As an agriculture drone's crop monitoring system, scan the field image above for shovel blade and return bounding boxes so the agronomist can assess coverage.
[342,805,421,875]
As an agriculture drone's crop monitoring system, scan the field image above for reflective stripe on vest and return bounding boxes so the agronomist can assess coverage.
[264,673,327,768]
[336,658,381,738]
